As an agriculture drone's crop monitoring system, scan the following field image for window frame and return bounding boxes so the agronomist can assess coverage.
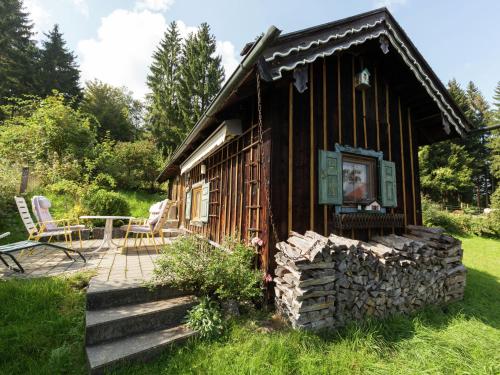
[190,181,204,222]
[341,154,377,205]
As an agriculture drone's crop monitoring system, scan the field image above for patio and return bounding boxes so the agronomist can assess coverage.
[0,235,178,282]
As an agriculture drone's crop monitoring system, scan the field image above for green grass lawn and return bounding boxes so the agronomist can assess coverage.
[0,237,498,375]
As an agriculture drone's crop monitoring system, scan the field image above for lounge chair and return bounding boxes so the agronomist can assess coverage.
[31,195,85,248]
[15,196,74,247]
[121,199,173,253]
[0,232,86,273]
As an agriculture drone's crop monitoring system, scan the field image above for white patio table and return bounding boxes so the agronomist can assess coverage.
[80,215,133,252]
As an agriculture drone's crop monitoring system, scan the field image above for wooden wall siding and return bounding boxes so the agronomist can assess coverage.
[275,52,422,242]
[176,97,264,246]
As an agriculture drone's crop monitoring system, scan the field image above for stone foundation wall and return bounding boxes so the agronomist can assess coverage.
[274,226,466,330]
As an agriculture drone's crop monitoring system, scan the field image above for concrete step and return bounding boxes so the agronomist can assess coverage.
[86,295,197,345]
[86,280,190,310]
[86,324,196,375]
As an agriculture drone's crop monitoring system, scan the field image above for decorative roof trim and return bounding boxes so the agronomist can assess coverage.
[264,19,385,62]
[383,22,467,134]
[265,20,467,135]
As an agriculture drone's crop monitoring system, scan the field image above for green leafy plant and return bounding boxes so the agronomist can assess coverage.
[422,196,499,237]
[82,188,130,226]
[186,297,224,339]
[153,235,263,303]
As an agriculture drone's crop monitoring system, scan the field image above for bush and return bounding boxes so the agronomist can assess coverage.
[422,198,461,233]
[186,297,224,339]
[82,188,130,226]
[0,93,95,164]
[153,235,263,303]
[422,197,499,237]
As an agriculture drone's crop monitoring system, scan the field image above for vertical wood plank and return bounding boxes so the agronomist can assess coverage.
[323,59,328,236]
[408,108,417,225]
[288,82,293,234]
[352,55,357,147]
[374,66,380,151]
[362,89,367,149]
[398,97,407,228]
[338,55,342,144]
[310,63,315,230]
[385,84,392,161]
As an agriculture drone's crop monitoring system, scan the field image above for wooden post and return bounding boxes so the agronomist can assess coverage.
[19,166,29,194]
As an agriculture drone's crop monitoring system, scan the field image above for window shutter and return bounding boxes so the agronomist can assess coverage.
[318,150,343,205]
[379,160,397,207]
[185,189,192,220]
[200,182,210,223]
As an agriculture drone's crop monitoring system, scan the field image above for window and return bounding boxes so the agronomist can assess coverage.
[342,155,376,204]
[185,181,210,223]
[318,147,397,208]
[191,185,202,221]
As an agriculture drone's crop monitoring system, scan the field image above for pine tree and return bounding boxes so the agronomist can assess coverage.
[38,24,82,101]
[146,21,182,156]
[0,0,39,101]
[493,81,500,123]
[419,80,495,206]
[178,23,224,134]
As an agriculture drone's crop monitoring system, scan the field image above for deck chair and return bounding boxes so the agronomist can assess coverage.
[32,195,85,248]
[121,199,172,253]
[15,196,73,247]
[0,232,86,273]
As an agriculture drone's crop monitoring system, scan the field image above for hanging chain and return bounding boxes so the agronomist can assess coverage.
[256,72,280,249]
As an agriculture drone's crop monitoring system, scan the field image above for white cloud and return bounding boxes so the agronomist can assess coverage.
[72,0,89,17]
[78,9,167,99]
[24,0,51,39]
[135,0,175,12]
[77,8,240,99]
[176,20,198,40]
[216,41,239,81]
[374,0,407,8]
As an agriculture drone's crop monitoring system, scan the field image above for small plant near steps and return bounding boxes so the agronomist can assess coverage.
[85,281,197,375]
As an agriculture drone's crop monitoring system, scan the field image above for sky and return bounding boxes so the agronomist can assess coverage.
[23,0,500,102]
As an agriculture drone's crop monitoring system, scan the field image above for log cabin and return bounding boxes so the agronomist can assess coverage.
[157,8,471,274]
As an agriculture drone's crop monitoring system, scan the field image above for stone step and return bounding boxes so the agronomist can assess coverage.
[86,295,197,345]
[86,324,196,375]
[86,280,189,310]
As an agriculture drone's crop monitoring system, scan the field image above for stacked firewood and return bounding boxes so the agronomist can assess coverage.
[274,226,466,330]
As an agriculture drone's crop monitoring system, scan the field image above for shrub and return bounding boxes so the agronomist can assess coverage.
[186,297,225,339]
[93,173,116,190]
[422,197,461,233]
[422,196,499,238]
[153,235,263,303]
[0,93,96,164]
[82,188,130,226]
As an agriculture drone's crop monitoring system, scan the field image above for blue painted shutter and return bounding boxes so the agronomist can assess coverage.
[318,150,342,205]
[200,182,210,223]
[379,160,397,207]
[185,189,192,220]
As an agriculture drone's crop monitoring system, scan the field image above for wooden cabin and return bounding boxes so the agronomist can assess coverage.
[157,8,471,274]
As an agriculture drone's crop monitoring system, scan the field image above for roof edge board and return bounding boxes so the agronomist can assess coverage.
[266,20,467,134]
